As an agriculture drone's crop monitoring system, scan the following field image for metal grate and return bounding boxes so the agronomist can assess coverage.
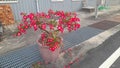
[0,41,75,68]
[0,45,42,68]
[63,27,103,47]
[89,20,120,30]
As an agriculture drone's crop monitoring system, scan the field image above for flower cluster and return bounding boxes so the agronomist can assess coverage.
[16,9,80,51]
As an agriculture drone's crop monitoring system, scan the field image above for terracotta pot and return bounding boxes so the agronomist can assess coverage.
[37,41,61,63]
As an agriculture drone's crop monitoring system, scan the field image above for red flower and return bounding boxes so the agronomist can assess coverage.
[16,32,22,36]
[20,28,26,33]
[75,23,80,29]
[23,15,28,20]
[29,13,34,20]
[33,24,38,31]
[41,23,46,30]
[30,20,36,25]
[20,23,24,27]
[57,25,64,33]
[70,17,80,22]
[46,15,50,19]
[24,25,29,29]
[49,47,56,51]
[41,33,46,41]
[40,12,46,17]
[47,38,54,42]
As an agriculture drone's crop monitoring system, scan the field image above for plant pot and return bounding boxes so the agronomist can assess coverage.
[37,41,61,63]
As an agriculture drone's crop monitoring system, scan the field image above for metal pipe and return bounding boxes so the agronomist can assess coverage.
[95,0,100,19]
[36,0,39,12]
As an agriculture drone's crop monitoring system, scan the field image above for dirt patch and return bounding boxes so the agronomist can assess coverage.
[107,15,120,23]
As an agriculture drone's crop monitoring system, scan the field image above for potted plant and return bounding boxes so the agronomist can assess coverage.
[15,9,80,63]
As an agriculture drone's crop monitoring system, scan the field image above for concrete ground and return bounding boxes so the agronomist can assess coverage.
[0,5,120,68]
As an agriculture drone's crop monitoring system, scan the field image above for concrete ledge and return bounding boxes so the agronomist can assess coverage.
[53,24,120,68]
[82,6,95,13]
